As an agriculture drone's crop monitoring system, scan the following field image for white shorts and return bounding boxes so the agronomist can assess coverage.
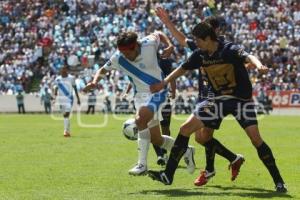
[134,90,168,126]
[57,96,73,113]
[59,103,72,113]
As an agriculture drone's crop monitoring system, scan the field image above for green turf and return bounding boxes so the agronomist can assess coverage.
[0,114,299,200]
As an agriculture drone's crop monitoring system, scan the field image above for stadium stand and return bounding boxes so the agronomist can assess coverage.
[0,0,299,101]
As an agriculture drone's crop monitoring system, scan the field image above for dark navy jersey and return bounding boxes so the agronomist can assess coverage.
[182,40,252,99]
[186,39,209,101]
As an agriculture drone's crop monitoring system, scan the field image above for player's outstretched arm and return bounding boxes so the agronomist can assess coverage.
[170,80,176,99]
[73,86,81,105]
[150,67,186,93]
[52,86,58,105]
[155,7,187,47]
[246,55,269,74]
[83,67,108,92]
[122,83,132,99]
[156,31,174,58]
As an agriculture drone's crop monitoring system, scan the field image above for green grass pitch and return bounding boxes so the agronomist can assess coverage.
[0,114,299,200]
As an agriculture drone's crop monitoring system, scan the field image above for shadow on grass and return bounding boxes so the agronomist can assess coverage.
[136,185,293,199]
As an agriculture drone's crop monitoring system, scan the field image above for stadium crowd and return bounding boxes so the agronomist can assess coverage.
[0,0,299,97]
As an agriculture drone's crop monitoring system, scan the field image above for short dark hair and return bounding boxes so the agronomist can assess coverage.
[204,16,226,35]
[117,32,138,47]
[192,22,217,41]
[204,16,220,30]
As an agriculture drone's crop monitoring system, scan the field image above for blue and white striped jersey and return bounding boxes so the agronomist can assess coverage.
[54,74,75,104]
[103,32,164,93]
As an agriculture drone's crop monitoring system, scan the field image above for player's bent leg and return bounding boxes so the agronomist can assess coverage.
[195,128,213,145]
[63,112,71,137]
[244,125,287,192]
[194,127,244,184]
[149,124,168,166]
[152,98,171,166]
[149,122,163,145]
[181,114,206,174]
[180,114,205,137]
[148,114,205,184]
[135,107,153,130]
[244,125,263,147]
[129,107,154,176]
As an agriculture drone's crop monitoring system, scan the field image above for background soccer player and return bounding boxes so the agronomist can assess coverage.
[155,7,244,186]
[83,31,195,176]
[53,65,81,137]
[148,22,287,193]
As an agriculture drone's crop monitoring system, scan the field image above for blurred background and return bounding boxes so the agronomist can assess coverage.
[0,0,299,113]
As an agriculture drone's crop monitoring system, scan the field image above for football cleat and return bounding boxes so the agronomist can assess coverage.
[64,131,71,137]
[148,170,172,185]
[157,154,168,166]
[183,146,196,174]
[128,163,147,176]
[275,182,287,193]
[228,154,245,181]
[194,170,216,186]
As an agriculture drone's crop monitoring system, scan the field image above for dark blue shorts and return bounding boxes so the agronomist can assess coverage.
[193,98,257,130]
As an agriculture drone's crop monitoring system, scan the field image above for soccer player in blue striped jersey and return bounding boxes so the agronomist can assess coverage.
[84,31,196,176]
[54,65,81,137]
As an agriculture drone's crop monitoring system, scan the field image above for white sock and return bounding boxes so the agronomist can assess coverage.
[137,128,151,166]
[64,118,70,132]
[160,135,175,151]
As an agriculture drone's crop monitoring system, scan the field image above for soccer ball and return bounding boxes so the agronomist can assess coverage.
[122,118,138,140]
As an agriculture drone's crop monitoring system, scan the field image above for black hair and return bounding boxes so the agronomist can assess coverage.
[204,16,227,35]
[117,32,138,47]
[192,22,218,41]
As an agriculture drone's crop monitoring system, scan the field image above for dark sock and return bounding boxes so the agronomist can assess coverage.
[165,134,189,180]
[212,138,237,163]
[153,144,166,157]
[257,142,284,184]
[203,139,216,172]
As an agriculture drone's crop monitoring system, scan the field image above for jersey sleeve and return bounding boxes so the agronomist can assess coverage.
[185,39,197,51]
[142,32,160,50]
[224,44,249,63]
[181,50,203,70]
[103,52,120,71]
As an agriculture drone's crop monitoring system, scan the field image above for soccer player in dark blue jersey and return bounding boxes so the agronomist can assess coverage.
[148,21,287,193]
[155,7,244,186]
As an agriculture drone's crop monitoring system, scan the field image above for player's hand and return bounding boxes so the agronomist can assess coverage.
[161,45,174,58]
[155,7,171,25]
[150,81,165,93]
[83,82,96,93]
[257,65,269,74]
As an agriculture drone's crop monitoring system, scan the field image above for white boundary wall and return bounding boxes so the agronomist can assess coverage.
[1,94,300,115]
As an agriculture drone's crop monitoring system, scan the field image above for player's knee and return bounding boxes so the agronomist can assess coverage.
[245,125,263,147]
[195,134,205,145]
[180,124,192,136]
[135,116,146,129]
[195,129,213,145]
[151,135,163,146]
[250,138,263,147]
